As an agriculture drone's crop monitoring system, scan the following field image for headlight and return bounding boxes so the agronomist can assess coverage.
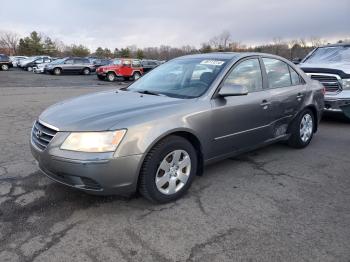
[342,79,350,90]
[60,130,126,152]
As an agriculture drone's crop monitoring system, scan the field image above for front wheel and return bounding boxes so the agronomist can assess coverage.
[288,109,315,148]
[1,64,9,71]
[53,68,62,75]
[139,136,198,203]
[106,72,116,82]
[27,66,33,72]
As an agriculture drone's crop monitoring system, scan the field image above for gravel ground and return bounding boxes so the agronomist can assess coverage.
[0,70,349,262]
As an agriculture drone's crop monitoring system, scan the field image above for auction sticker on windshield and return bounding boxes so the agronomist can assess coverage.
[200,60,225,66]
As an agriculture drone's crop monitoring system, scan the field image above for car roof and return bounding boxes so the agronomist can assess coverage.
[176,52,288,61]
[318,43,350,48]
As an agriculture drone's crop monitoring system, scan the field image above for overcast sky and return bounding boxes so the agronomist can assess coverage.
[0,0,349,50]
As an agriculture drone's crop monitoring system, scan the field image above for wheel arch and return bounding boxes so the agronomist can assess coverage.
[138,129,204,179]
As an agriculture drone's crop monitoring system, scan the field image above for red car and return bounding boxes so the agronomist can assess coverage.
[96,58,143,82]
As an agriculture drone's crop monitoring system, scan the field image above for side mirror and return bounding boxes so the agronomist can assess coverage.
[292,58,302,65]
[218,83,248,97]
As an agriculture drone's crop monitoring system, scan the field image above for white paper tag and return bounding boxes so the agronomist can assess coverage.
[200,60,225,66]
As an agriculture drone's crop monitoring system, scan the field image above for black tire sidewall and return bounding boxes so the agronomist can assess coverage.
[290,109,315,148]
[141,136,198,203]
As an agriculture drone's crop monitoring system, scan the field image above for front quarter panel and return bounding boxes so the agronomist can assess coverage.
[113,100,213,159]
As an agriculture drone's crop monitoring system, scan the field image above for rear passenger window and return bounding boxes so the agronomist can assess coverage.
[223,58,263,92]
[263,58,291,88]
[289,67,302,85]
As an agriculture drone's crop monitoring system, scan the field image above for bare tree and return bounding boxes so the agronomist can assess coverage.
[0,31,20,55]
[209,30,231,50]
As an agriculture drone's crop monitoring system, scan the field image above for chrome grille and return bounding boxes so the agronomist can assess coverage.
[308,74,342,93]
[31,120,58,150]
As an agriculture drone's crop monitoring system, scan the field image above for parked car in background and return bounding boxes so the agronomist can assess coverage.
[96,58,143,81]
[18,56,51,70]
[141,59,161,73]
[45,57,95,75]
[91,58,112,69]
[23,57,53,71]
[299,43,350,118]
[0,54,13,71]
[10,56,28,67]
[31,52,324,203]
[33,58,58,73]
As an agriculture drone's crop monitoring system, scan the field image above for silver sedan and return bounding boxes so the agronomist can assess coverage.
[30,52,324,203]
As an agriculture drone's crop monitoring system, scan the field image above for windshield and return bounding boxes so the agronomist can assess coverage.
[49,58,66,65]
[127,58,229,98]
[111,59,122,65]
[303,46,350,63]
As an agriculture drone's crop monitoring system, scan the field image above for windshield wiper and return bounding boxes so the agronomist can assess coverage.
[135,90,161,96]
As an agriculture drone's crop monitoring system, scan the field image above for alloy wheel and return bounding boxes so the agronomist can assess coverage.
[155,150,191,195]
[300,113,313,142]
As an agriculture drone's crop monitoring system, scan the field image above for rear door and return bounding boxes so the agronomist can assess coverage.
[261,57,307,137]
[210,57,274,158]
[121,59,133,76]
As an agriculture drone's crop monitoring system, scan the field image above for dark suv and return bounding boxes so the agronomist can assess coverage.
[45,57,95,75]
[141,59,161,73]
[0,54,13,71]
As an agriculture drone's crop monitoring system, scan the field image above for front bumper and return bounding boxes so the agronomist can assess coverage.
[30,136,143,196]
[33,67,45,73]
[324,90,350,113]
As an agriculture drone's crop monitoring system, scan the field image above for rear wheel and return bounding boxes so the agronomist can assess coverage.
[106,72,116,82]
[288,109,314,148]
[132,71,141,81]
[1,64,9,71]
[139,136,198,203]
[82,68,90,75]
[53,68,62,75]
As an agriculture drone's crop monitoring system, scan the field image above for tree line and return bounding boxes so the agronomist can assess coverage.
[0,30,349,61]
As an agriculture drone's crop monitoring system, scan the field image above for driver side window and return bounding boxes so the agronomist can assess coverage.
[223,59,263,92]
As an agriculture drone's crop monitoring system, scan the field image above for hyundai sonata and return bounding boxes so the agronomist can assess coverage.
[31,53,324,203]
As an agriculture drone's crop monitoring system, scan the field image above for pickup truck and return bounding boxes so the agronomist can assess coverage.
[299,43,350,118]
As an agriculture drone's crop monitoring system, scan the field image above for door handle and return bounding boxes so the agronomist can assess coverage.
[260,100,271,109]
[297,93,304,101]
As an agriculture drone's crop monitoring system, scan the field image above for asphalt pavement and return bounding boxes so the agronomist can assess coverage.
[0,69,349,262]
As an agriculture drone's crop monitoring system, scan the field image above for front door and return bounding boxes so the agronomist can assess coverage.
[210,58,273,158]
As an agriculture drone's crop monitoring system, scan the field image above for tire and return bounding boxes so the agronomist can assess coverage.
[288,109,315,148]
[132,72,141,81]
[53,68,62,76]
[106,72,116,82]
[82,68,90,75]
[1,64,9,71]
[97,75,105,80]
[27,66,33,72]
[139,136,198,203]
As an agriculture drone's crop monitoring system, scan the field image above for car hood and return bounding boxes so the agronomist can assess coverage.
[39,90,187,131]
[300,62,350,74]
